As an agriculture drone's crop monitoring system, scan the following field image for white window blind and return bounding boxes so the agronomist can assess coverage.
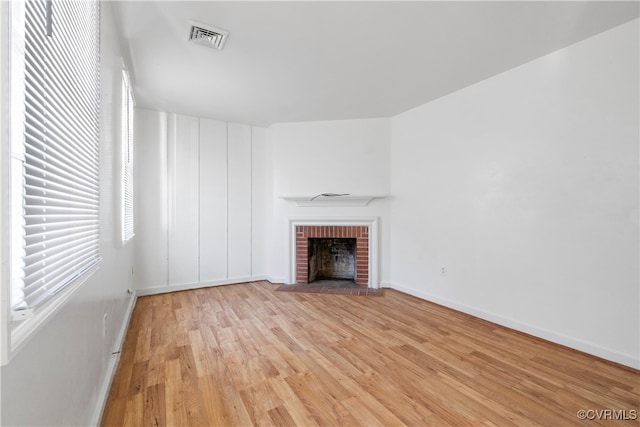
[121,69,134,242]
[11,0,101,312]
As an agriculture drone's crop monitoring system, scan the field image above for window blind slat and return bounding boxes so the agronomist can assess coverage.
[24,92,100,161]
[24,233,97,267]
[24,240,98,277]
[25,186,99,206]
[24,159,99,194]
[25,226,97,246]
[23,152,98,192]
[44,7,99,118]
[25,220,98,235]
[23,234,98,279]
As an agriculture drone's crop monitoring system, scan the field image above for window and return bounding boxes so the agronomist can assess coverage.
[9,0,101,323]
[121,69,134,242]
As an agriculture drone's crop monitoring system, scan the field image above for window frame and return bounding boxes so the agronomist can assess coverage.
[120,67,134,244]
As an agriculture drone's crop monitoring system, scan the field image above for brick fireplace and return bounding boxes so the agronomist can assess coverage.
[293,224,372,286]
[288,218,379,288]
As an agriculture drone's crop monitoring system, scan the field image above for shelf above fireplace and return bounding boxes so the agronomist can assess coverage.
[281,195,387,207]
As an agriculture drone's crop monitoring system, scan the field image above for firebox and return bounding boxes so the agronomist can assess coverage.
[295,225,369,286]
[308,238,356,282]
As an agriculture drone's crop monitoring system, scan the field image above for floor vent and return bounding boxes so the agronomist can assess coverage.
[188,21,228,50]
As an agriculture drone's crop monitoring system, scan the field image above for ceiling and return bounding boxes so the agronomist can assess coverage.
[110,1,639,127]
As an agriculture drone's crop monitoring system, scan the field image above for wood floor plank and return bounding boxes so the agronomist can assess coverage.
[351,372,435,426]
[101,281,640,426]
[163,358,188,427]
[267,405,297,427]
[198,374,232,427]
[122,392,144,427]
[267,376,319,427]
[143,383,166,427]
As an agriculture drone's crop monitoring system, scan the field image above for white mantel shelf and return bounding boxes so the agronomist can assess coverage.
[281,195,387,207]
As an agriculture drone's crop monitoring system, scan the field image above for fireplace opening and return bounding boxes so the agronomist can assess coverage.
[308,238,356,283]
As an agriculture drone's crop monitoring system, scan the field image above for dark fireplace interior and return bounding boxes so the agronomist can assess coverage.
[308,238,356,283]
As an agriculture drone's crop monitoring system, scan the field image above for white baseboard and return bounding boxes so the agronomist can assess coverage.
[267,275,287,284]
[90,291,138,426]
[388,283,639,370]
[136,275,269,297]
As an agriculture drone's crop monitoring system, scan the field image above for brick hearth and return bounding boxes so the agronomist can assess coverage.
[295,225,369,285]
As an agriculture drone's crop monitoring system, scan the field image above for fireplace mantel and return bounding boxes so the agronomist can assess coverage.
[281,195,386,207]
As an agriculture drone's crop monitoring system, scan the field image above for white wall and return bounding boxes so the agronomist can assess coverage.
[134,109,168,289]
[390,19,639,368]
[135,112,269,294]
[1,3,137,425]
[266,119,391,284]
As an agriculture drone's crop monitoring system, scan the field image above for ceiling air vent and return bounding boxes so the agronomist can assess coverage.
[188,20,229,50]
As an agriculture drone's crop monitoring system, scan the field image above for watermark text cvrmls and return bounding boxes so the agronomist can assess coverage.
[577,409,637,421]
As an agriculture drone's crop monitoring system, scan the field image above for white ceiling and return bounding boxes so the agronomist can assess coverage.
[110,1,639,126]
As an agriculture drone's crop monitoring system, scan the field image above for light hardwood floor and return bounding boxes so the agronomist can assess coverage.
[101,281,639,426]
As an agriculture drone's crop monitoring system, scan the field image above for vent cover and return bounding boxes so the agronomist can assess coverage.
[188,20,229,50]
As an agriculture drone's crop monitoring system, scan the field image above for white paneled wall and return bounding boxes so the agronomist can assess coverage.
[199,119,228,282]
[168,114,200,285]
[251,127,268,276]
[227,123,253,280]
[135,110,266,294]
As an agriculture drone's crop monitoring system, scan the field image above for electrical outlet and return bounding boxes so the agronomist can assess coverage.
[103,313,108,337]
[440,266,447,277]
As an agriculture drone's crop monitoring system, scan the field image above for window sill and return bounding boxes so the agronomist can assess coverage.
[116,233,135,250]
[7,261,101,363]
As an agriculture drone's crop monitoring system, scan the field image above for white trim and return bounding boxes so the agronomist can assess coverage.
[120,70,136,245]
[388,282,640,370]
[90,291,137,426]
[0,0,10,367]
[287,217,380,288]
[114,61,125,249]
[136,275,269,297]
[267,276,286,284]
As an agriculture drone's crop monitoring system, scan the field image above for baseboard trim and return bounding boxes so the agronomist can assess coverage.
[90,291,138,426]
[387,283,639,370]
[267,276,287,285]
[136,276,269,297]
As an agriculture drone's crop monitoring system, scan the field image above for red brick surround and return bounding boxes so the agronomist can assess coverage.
[295,225,369,285]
